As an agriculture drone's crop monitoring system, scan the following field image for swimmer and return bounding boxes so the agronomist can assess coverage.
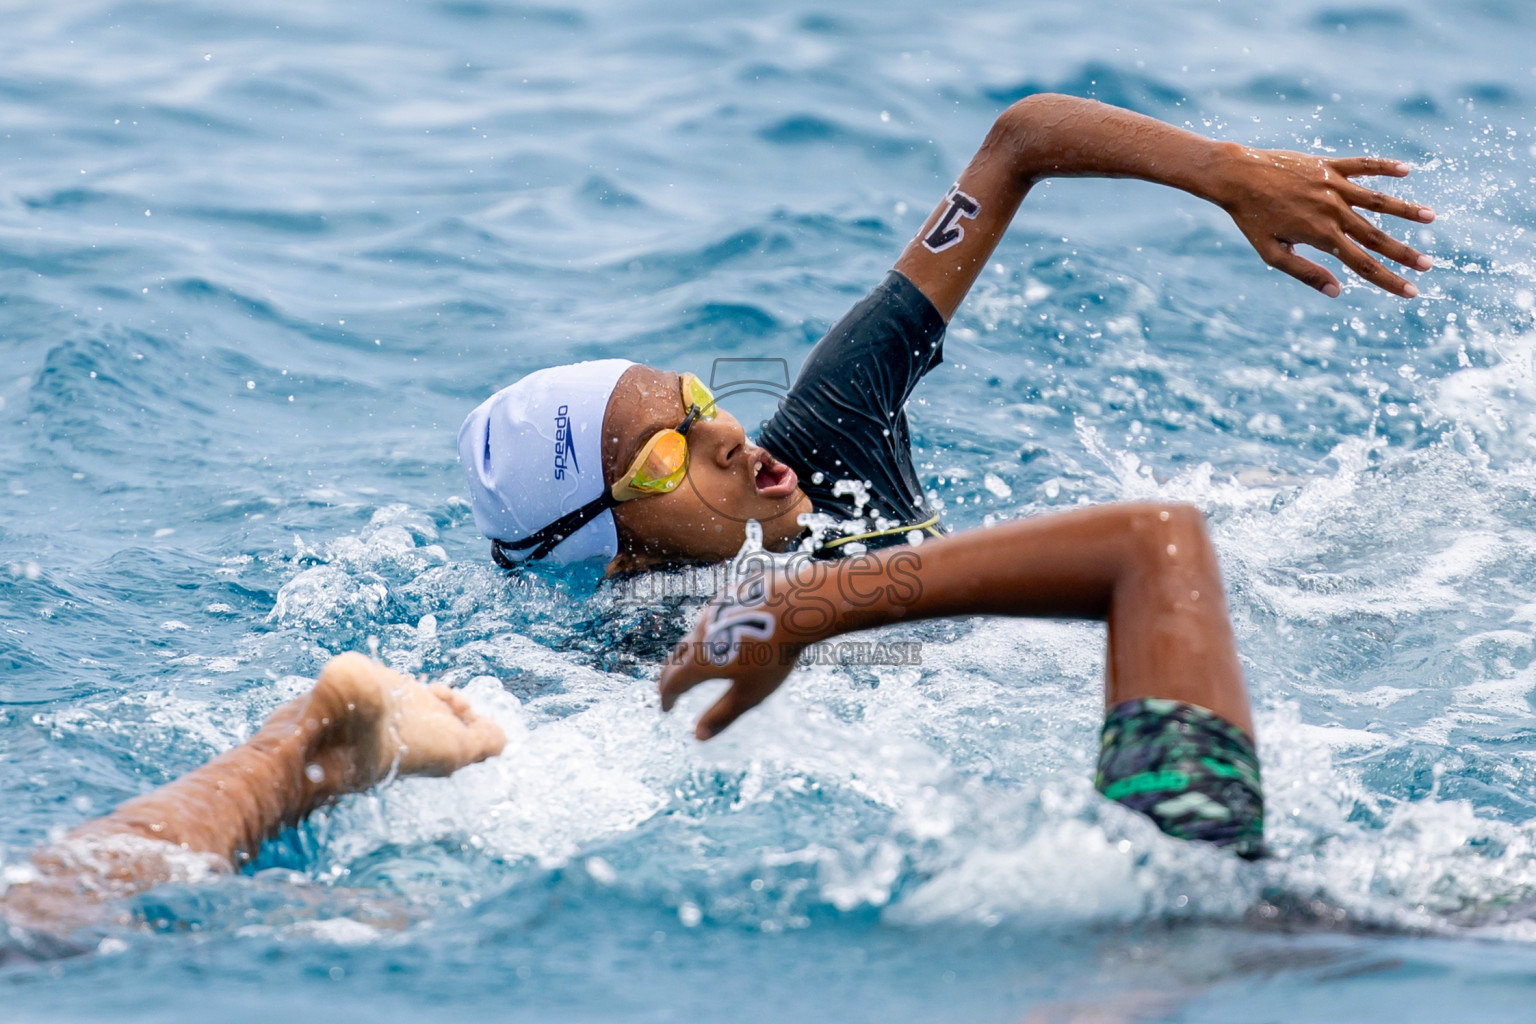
[458,94,1433,856]
[2,654,504,937]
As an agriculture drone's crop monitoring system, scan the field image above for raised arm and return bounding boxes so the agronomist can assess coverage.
[659,502,1249,740]
[895,93,1436,319]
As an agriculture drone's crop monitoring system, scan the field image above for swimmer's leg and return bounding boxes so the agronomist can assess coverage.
[5,654,505,928]
[77,652,507,864]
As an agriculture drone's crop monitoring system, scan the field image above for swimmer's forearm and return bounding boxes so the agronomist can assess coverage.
[897,93,1431,314]
[790,505,1249,731]
[73,697,337,866]
[995,93,1236,200]
[896,95,1240,319]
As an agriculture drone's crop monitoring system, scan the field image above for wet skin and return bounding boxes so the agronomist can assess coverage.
[660,503,1254,742]
[1,655,505,935]
[0,94,1439,931]
[600,364,813,575]
[596,98,1432,576]
[894,93,1435,319]
[648,94,1433,748]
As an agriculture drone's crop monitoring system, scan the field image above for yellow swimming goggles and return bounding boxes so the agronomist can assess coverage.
[609,372,718,501]
[493,372,717,564]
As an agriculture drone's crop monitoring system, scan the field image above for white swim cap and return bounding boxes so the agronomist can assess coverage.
[458,358,636,564]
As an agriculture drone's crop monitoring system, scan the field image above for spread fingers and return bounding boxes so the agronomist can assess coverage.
[659,652,711,712]
[1346,217,1433,272]
[1332,236,1417,298]
[1345,182,1436,224]
[1260,241,1340,297]
[1330,156,1410,178]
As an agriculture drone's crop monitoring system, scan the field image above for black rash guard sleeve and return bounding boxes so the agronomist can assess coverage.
[758,271,948,540]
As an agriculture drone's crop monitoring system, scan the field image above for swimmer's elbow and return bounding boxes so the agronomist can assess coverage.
[999,92,1077,121]
[991,93,1092,183]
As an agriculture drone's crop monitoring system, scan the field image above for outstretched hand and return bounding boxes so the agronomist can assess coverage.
[1212,147,1435,298]
[658,572,801,740]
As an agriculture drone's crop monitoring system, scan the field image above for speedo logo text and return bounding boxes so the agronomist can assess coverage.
[553,404,579,480]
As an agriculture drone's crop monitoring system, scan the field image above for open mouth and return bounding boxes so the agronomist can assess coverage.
[752,450,799,499]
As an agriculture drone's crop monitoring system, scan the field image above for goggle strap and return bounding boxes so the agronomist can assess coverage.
[496,375,713,566]
[494,491,619,564]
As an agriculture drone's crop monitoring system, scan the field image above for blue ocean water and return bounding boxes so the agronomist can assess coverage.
[3,0,1536,1019]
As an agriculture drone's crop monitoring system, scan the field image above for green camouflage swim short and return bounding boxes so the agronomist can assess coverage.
[1095,697,1265,859]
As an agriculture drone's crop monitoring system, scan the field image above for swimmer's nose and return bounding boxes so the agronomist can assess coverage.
[693,410,748,469]
[735,441,768,476]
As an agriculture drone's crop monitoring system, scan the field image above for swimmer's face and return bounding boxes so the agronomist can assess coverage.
[600,364,812,572]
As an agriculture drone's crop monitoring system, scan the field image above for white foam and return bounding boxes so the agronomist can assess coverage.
[283,917,384,946]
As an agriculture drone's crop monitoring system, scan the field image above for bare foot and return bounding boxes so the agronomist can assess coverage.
[306,652,507,794]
